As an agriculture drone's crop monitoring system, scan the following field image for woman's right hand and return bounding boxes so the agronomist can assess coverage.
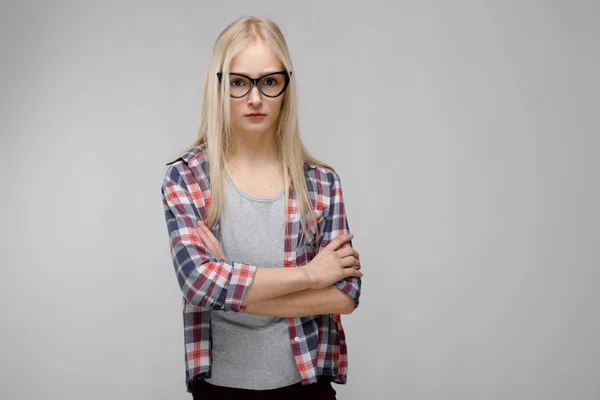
[302,234,363,289]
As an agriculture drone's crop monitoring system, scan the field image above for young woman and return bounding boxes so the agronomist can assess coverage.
[161,16,363,400]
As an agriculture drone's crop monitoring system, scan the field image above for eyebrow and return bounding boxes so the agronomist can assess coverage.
[229,69,284,76]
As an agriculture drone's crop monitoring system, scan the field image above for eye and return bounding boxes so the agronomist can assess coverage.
[230,79,246,87]
[263,78,277,86]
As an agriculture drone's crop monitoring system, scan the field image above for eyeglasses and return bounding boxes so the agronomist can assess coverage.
[216,71,292,98]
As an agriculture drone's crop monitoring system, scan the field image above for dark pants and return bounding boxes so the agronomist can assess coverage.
[191,377,337,400]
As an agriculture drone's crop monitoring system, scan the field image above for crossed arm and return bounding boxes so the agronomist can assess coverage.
[244,286,354,318]
[195,221,357,318]
[162,164,361,317]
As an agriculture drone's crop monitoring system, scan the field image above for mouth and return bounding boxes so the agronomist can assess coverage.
[246,113,266,120]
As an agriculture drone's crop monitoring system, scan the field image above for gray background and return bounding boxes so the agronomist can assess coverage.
[1,1,598,399]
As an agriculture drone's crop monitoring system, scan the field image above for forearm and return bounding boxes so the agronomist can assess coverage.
[241,267,312,307]
[243,286,352,317]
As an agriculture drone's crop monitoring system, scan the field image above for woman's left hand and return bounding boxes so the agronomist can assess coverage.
[196,220,227,261]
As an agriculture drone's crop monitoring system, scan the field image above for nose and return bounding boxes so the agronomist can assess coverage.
[247,84,262,106]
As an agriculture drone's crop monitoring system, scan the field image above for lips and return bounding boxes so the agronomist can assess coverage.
[246,113,265,117]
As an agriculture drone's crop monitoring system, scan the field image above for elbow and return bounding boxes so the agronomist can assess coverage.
[333,277,361,315]
[340,296,357,315]
[180,273,229,311]
[180,276,244,312]
[171,249,255,312]
[181,286,222,310]
[173,258,229,310]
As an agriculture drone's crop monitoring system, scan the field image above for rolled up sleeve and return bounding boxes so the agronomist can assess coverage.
[318,170,362,309]
[161,163,257,311]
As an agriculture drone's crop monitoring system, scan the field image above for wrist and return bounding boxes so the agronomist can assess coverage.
[298,262,316,290]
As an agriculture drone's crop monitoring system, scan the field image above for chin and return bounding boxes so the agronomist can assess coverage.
[242,122,274,134]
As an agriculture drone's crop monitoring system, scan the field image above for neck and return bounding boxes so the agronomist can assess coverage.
[227,128,280,166]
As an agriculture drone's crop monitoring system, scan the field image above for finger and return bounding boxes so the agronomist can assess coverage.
[197,228,215,255]
[196,223,223,260]
[340,256,360,269]
[344,268,363,279]
[325,233,354,251]
[337,249,360,269]
[197,223,226,261]
[196,227,218,257]
[197,222,220,253]
[336,247,359,260]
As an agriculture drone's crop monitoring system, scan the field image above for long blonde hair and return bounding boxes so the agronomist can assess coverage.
[183,16,332,236]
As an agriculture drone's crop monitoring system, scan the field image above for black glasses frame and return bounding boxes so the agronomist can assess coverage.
[216,70,292,98]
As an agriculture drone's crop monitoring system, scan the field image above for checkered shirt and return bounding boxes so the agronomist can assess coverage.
[160,145,361,393]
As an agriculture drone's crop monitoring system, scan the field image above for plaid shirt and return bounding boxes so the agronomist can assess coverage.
[160,145,361,393]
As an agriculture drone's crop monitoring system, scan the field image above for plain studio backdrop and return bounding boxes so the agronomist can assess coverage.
[1,1,598,399]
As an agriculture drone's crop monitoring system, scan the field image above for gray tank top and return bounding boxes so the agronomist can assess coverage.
[204,174,302,390]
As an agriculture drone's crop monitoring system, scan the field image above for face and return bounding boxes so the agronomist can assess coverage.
[227,40,286,137]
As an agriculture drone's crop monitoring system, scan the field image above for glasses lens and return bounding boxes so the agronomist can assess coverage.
[259,73,287,97]
[229,75,251,97]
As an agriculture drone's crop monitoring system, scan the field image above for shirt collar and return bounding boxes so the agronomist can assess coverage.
[167,146,318,170]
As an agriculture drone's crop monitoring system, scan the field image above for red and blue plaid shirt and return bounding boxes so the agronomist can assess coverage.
[161,144,361,393]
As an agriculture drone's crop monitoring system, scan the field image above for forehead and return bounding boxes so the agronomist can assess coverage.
[230,40,283,76]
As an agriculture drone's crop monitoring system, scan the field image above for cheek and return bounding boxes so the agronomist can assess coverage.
[229,100,244,119]
[268,98,284,117]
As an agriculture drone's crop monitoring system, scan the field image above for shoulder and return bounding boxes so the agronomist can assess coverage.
[163,143,210,188]
[303,161,342,194]
[165,143,208,167]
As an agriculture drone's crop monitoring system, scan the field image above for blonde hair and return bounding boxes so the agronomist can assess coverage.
[182,16,332,236]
